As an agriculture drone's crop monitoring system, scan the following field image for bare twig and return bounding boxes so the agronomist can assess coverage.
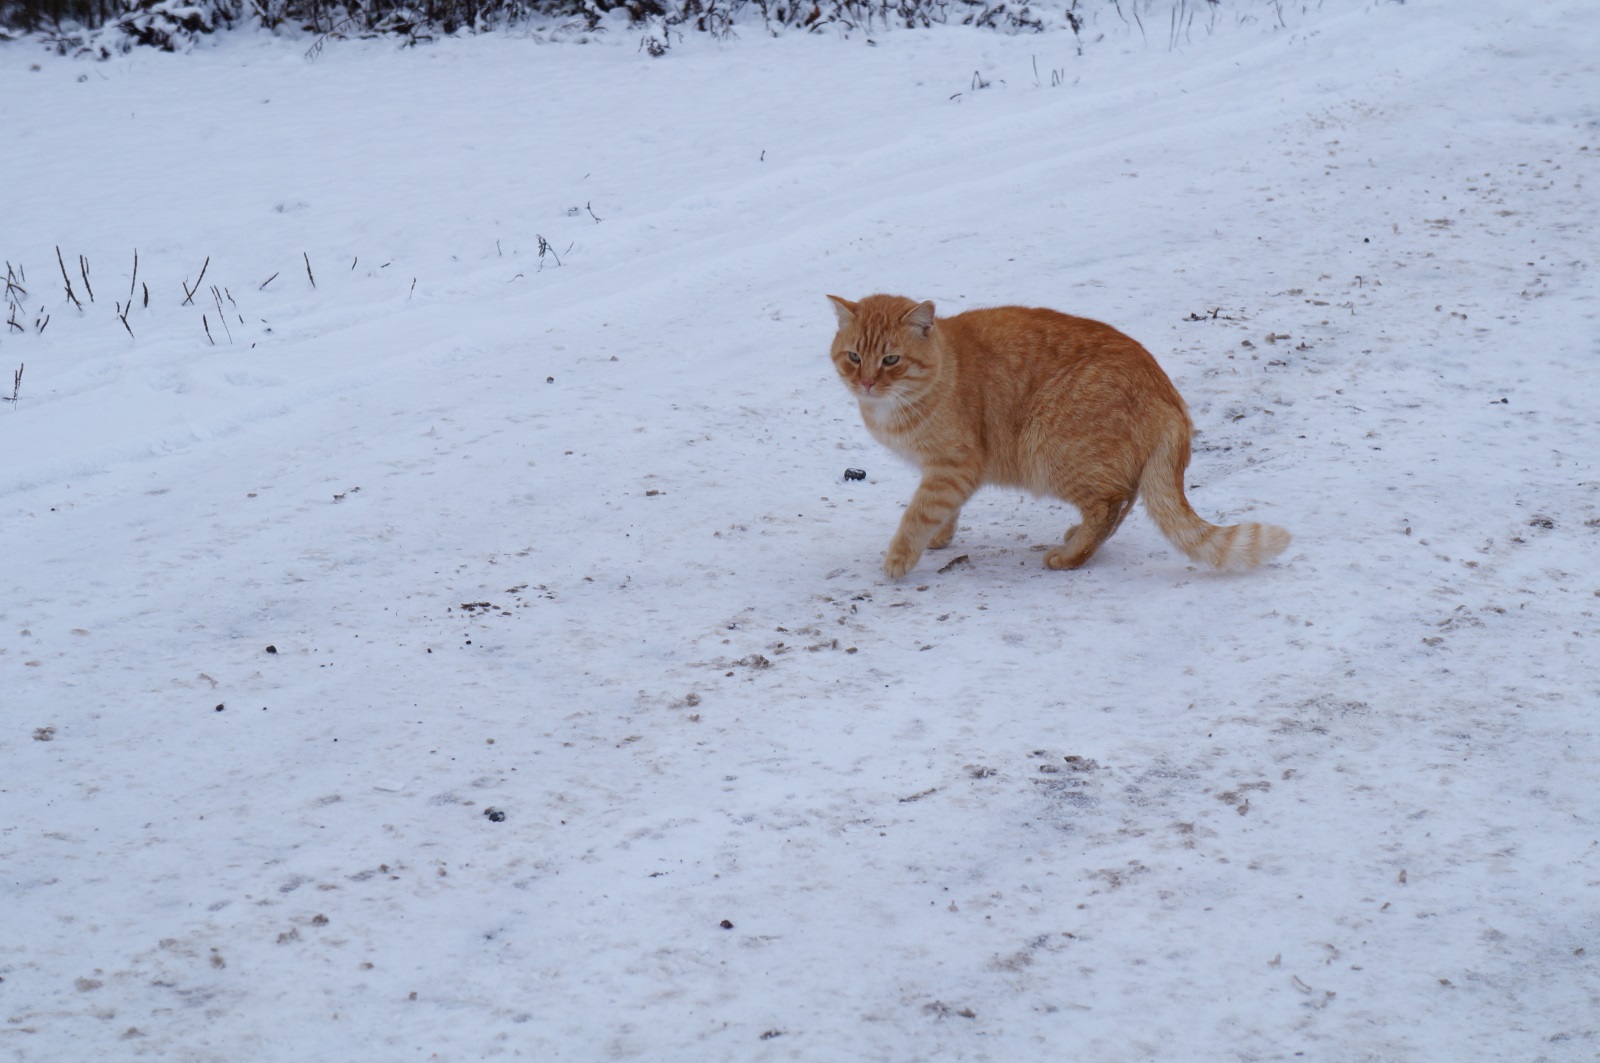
[211,286,233,343]
[78,254,94,302]
[259,271,279,291]
[128,249,139,305]
[304,14,358,61]
[351,256,358,271]
[55,247,82,309]
[182,256,210,305]
[203,314,215,345]
[587,201,603,224]
[142,282,149,308]
[304,252,316,289]
[116,301,134,338]
[3,363,21,405]
[5,261,26,302]
[536,235,561,270]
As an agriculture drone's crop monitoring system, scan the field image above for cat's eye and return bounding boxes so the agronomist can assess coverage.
[882,355,901,366]
[846,351,861,364]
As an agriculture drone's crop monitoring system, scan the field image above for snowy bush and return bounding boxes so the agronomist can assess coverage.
[3,0,225,53]
[1,0,1262,54]
[119,0,227,50]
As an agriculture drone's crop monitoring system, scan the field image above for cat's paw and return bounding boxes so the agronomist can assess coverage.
[882,547,919,580]
[1043,545,1090,570]
[928,528,956,550]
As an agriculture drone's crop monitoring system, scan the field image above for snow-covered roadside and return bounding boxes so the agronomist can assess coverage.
[3,2,1597,1059]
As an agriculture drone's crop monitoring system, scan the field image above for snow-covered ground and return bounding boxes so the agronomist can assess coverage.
[4,2,1598,1058]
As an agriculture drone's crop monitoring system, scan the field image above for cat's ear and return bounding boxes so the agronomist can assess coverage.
[826,294,858,326]
[901,300,936,336]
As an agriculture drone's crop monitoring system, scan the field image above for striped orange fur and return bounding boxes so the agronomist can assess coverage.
[825,293,1291,579]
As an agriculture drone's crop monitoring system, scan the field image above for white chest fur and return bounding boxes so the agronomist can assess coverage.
[859,399,925,469]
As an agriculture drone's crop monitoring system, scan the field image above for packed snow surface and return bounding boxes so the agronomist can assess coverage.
[3,1,1598,1058]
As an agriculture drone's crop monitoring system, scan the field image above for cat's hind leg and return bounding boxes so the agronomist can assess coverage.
[1045,493,1133,570]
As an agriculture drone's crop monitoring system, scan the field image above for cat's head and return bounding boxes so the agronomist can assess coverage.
[825,294,939,409]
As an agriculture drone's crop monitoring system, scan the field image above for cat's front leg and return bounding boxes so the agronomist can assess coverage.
[883,465,978,579]
[928,510,961,550]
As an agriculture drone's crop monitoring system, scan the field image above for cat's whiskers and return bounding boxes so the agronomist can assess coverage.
[885,388,933,428]
[862,374,933,426]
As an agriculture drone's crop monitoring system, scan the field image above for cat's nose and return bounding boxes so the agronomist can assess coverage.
[861,378,877,391]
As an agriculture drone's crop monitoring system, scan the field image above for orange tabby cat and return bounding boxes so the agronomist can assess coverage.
[826,293,1291,579]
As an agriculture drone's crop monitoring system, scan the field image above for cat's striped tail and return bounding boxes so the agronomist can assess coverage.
[1139,428,1291,570]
